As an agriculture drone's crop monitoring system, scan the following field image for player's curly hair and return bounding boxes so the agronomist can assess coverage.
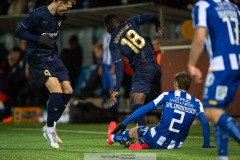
[174,71,192,91]
[103,14,120,33]
[104,14,118,27]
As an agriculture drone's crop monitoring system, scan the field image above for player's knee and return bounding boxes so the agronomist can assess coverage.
[48,86,63,93]
[204,109,211,119]
[204,108,223,124]
[129,127,138,139]
[63,87,73,94]
[204,109,214,122]
[66,88,73,94]
[131,93,145,105]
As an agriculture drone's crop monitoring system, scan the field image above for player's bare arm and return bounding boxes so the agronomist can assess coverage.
[188,27,206,83]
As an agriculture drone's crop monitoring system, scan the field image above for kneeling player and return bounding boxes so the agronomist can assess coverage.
[108,71,211,149]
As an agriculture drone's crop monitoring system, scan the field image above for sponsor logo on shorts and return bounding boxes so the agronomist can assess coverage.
[205,72,215,87]
[215,85,228,100]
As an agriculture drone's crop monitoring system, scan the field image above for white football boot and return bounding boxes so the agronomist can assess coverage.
[43,130,59,149]
[42,125,62,144]
[54,128,63,144]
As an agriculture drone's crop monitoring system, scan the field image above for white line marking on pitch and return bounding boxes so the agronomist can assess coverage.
[9,128,206,139]
[9,128,106,135]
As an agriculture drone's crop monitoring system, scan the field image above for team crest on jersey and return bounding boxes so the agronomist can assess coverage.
[58,20,62,26]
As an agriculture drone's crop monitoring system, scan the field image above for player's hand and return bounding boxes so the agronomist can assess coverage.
[187,64,203,83]
[110,91,119,107]
[112,123,126,134]
[156,24,164,35]
[38,34,55,49]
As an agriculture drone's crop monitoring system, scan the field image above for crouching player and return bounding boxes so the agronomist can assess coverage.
[108,71,211,149]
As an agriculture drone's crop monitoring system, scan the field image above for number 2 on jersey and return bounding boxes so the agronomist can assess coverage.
[121,29,145,54]
[169,110,185,133]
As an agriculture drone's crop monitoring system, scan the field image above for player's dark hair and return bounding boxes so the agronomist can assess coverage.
[103,14,119,33]
[174,71,192,91]
[103,14,118,27]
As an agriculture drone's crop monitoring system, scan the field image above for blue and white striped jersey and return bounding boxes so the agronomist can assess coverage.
[151,91,204,148]
[102,32,113,66]
[192,0,240,71]
[122,90,206,149]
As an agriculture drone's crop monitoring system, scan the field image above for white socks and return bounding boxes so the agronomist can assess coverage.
[47,127,55,133]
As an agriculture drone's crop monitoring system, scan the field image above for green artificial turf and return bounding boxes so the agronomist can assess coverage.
[0,123,239,160]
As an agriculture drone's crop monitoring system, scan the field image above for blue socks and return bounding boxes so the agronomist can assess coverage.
[215,125,228,157]
[133,104,146,126]
[217,113,240,142]
[113,129,131,142]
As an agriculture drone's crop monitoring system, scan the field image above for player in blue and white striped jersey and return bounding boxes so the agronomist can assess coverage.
[107,71,211,149]
[188,0,240,159]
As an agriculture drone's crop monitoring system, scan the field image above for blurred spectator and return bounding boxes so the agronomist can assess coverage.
[101,32,116,108]
[0,0,199,16]
[151,36,162,65]
[0,44,8,67]
[7,0,28,15]
[19,64,49,106]
[4,0,50,15]
[0,44,9,121]
[151,36,162,95]
[0,43,49,123]
[92,43,103,65]
[18,40,49,107]
[1,47,26,122]
[19,39,27,51]
[121,57,133,99]
[0,0,12,15]
[78,43,103,98]
[60,35,83,89]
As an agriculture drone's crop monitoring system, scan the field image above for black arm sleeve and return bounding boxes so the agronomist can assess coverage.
[148,14,161,28]
[114,60,124,92]
[134,13,161,27]
[14,24,40,43]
